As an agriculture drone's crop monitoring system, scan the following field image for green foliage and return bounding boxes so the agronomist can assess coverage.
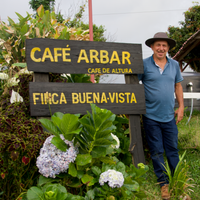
[29,0,55,12]
[163,151,194,199]
[168,2,200,71]
[0,74,50,200]
[0,5,90,68]
[33,104,148,199]
[67,3,106,42]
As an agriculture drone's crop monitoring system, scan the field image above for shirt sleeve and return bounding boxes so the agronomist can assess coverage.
[175,62,183,83]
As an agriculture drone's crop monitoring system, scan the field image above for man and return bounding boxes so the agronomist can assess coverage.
[138,32,184,200]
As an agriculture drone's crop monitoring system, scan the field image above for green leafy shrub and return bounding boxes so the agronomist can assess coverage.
[27,104,148,199]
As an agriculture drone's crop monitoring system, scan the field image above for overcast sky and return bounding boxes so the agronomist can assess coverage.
[0,0,195,57]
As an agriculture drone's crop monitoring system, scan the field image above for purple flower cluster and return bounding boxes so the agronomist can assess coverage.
[36,135,78,178]
[99,169,124,188]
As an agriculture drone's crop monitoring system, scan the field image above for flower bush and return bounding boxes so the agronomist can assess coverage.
[99,169,124,188]
[17,104,149,200]
[36,135,78,178]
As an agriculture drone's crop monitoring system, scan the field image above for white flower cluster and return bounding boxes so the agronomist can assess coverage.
[36,135,78,178]
[111,133,120,149]
[99,169,124,188]
[0,72,9,80]
[10,90,23,103]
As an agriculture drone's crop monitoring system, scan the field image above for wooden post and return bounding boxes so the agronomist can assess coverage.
[125,74,146,166]
[33,72,49,120]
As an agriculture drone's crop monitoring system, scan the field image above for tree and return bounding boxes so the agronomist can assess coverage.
[29,0,55,12]
[168,2,200,71]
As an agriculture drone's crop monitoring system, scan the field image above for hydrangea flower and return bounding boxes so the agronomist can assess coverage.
[111,133,120,149]
[99,169,124,188]
[36,135,78,178]
[0,72,9,80]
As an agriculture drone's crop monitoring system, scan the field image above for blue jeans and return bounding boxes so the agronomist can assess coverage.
[143,116,179,186]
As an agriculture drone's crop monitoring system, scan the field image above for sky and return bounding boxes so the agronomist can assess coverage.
[0,0,196,81]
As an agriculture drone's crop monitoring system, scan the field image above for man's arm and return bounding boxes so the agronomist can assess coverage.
[174,82,184,124]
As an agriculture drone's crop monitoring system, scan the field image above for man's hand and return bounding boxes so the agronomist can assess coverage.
[174,107,184,124]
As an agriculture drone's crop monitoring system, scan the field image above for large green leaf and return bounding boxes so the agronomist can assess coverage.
[39,118,61,137]
[81,174,94,184]
[91,166,101,176]
[99,157,116,165]
[91,147,107,158]
[68,163,77,177]
[51,136,69,151]
[37,175,60,187]
[123,177,139,192]
[75,154,92,166]
[93,138,112,146]
[60,114,81,137]
[27,187,45,200]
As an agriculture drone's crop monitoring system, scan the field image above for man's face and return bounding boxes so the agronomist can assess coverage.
[151,40,170,60]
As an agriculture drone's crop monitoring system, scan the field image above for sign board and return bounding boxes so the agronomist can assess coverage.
[26,38,143,74]
[29,82,145,116]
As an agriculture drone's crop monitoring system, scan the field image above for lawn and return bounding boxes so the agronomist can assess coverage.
[141,110,200,199]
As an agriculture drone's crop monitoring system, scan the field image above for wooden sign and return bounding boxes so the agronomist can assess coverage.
[26,38,143,74]
[29,82,145,116]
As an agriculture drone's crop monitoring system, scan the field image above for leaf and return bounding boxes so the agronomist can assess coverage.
[68,163,77,177]
[12,63,27,68]
[91,146,107,158]
[37,175,60,187]
[123,177,139,192]
[39,118,61,137]
[91,166,101,176]
[66,178,82,188]
[99,157,116,165]
[27,186,45,200]
[37,5,44,18]
[81,174,94,184]
[51,136,68,151]
[60,114,81,138]
[93,138,112,146]
[75,154,92,166]
[116,162,126,175]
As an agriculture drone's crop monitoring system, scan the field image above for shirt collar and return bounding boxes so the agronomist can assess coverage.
[151,55,170,65]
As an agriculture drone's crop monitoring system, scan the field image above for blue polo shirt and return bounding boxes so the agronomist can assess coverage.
[138,55,183,122]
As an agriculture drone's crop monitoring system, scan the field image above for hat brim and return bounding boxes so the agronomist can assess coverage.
[145,38,176,49]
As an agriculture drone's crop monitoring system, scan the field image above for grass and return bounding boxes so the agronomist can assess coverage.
[140,110,200,199]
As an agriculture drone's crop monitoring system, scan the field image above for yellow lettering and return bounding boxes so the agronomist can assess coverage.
[33,93,40,105]
[119,93,125,103]
[110,51,121,64]
[130,93,137,103]
[54,48,62,62]
[93,92,100,103]
[79,93,86,103]
[42,48,54,62]
[88,68,92,73]
[62,45,71,62]
[125,93,131,103]
[30,47,41,62]
[86,92,93,103]
[72,93,79,104]
[41,93,44,104]
[90,50,99,63]
[77,49,89,63]
[101,92,107,103]
[129,69,133,73]
[60,93,67,104]
[100,50,109,64]
[108,92,115,103]
[52,93,59,104]
[116,92,118,103]
[112,69,115,73]
[122,51,131,64]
